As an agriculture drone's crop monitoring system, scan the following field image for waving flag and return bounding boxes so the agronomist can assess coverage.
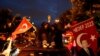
[12,17,33,35]
[71,17,98,53]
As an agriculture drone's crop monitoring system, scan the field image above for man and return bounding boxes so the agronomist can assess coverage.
[79,40,95,56]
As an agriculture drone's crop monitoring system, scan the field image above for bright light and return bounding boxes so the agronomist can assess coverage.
[32,22,34,24]
[55,19,60,23]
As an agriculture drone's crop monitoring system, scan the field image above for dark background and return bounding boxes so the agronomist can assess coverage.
[0,0,71,26]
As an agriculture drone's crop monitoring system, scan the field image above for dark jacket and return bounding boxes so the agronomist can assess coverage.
[79,48,95,56]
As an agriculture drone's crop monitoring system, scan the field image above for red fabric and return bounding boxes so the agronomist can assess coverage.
[71,17,98,52]
[12,17,33,35]
[11,34,17,40]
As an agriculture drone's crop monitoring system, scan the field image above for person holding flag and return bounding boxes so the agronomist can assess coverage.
[1,16,33,56]
[12,16,33,40]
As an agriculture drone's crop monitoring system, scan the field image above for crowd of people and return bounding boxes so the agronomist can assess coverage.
[0,0,100,56]
[0,16,99,56]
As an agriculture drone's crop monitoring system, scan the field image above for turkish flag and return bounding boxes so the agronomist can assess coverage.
[71,17,98,53]
[12,17,33,35]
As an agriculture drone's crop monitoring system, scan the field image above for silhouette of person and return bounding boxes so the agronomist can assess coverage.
[79,40,95,56]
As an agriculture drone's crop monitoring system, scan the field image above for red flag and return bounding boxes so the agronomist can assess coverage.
[71,17,98,53]
[12,17,33,35]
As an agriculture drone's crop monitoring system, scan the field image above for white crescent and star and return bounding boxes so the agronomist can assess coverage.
[76,33,96,48]
[22,23,28,29]
[76,33,87,47]
[90,35,96,41]
[19,23,28,31]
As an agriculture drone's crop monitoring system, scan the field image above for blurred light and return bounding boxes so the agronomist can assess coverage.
[8,23,12,27]
[27,19,30,21]
[47,15,51,23]
[32,22,34,24]
[55,19,60,23]
[67,23,71,27]
[28,16,31,19]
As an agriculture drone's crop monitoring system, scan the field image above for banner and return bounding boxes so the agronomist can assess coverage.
[71,17,98,52]
[12,17,33,35]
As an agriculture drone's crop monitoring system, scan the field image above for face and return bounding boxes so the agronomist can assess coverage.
[81,40,89,48]
[44,24,48,29]
[0,35,6,41]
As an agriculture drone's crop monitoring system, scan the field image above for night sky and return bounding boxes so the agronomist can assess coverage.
[0,0,71,26]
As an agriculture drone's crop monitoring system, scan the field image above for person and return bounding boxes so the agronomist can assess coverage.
[0,34,7,52]
[79,40,95,56]
[38,22,51,48]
